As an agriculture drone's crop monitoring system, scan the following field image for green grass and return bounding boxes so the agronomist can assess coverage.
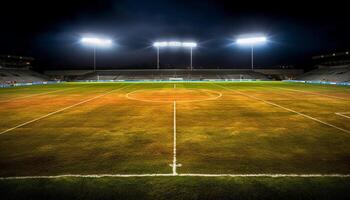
[0,81,350,199]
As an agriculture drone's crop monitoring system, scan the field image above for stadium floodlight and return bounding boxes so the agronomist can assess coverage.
[81,37,112,47]
[168,41,182,47]
[236,36,267,70]
[181,42,197,70]
[236,36,266,45]
[153,41,198,70]
[153,42,168,47]
[80,37,112,72]
[182,42,197,48]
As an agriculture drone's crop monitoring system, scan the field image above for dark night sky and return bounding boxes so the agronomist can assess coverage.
[0,0,349,70]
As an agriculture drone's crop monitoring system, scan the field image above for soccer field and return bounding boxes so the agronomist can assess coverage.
[0,81,350,199]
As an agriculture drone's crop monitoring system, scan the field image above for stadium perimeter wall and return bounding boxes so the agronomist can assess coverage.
[283,80,350,86]
[0,81,64,88]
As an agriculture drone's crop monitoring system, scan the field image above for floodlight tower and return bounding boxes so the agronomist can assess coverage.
[153,42,167,70]
[182,42,197,70]
[236,36,267,70]
[157,46,160,70]
[153,41,197,70]
[81,37,112,71]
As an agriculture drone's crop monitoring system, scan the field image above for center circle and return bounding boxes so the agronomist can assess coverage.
[126,88,222,103]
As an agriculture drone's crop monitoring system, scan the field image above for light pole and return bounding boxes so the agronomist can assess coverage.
[183,42,197,71]
[153,42,167,70]
[157,47,160,70]
[93,47,96,71]
[251,45,253,70]
[81,37,112,72]
[190,47,193,70]
[236,36,267,70]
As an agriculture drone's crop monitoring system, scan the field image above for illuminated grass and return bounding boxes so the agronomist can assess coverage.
[0,81,349,177]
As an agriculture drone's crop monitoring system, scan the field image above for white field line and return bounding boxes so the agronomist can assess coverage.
[276,87,349,101]
[2,85,349,180]
[335,112,350,119]
[1,173,350,179]
[0,174,173,180]
[200,88,219,98]
[171,101,178,175]
[0,85,130,136]
[125,89,222,103]
[179,173,350,177]
[214,84,350,134]
[174,84,176,89]
[0,86,82,103]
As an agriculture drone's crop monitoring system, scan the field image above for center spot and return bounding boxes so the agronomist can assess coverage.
[126,89,222,102]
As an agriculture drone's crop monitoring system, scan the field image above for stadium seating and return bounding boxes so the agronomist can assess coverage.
[42,68,309,81]
[297,65,350,82]
[0,68,48,84]
[46,69,273,81]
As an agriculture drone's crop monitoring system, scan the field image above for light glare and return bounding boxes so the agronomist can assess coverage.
[182,42,197,48]
[81,37,112,47]
[153,42,168,47]
[168,41,182,47]
[153,41,197,48]
[236,36,267,45]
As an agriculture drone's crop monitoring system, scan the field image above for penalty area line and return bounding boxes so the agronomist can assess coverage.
[335,112,350,119]
[0,85,130,136]
[0,86,83,103]
[276,87,349,101]
[213,83,350,134]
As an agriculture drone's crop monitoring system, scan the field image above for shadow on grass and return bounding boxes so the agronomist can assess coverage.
[1,177,350,200]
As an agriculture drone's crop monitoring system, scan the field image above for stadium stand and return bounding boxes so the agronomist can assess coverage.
[296,51,350,82]
[44,69,303,81]
[297,65,350,82]
[0,55,49,85]
[0,68,48,84]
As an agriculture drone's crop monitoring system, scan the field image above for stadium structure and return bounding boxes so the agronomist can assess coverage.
[1,0,350,198]
[43,68,302,82]
[2,51,350,85]
[298,51,350,82]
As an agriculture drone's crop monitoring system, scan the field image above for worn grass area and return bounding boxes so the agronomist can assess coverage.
[177,82,350,174]
[1,177,350,200]
[0,82,350,176]
[0,81,349,199]
[0,83,173,175]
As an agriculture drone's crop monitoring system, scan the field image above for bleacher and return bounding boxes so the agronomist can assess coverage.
[0,68,48,84]
[297,65,350,82]
[52,69,271,81]
[43,68,307,81]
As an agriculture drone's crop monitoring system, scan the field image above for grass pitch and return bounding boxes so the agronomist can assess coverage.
[0,81,350,199]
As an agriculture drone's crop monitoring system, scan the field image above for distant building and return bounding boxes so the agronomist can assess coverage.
[0,55,34,69]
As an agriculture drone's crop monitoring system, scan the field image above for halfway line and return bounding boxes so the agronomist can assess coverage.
[172,101,178,175]
[1,173,350,179]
